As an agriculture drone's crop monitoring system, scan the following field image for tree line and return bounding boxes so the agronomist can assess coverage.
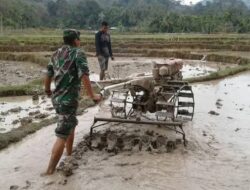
[0,0,250,33]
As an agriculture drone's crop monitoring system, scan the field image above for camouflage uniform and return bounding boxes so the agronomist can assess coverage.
[47,30,89,139]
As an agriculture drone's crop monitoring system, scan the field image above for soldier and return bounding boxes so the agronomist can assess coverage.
[95,21,114,80]
[44,29,101,175]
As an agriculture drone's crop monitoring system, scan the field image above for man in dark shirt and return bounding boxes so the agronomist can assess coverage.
[95,21,114,80]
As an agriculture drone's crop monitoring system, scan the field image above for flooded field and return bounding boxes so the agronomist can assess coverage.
[87,57,223,80]
[0,61,44,86]
[0,96,55,133]
[0,71,249,190]
[0,57,221,87]
[0,57,223,133]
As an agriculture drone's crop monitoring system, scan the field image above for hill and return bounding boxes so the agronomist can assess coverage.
[0,0,250,33]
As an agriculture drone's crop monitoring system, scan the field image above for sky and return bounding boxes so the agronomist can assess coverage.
[181,0,202,5]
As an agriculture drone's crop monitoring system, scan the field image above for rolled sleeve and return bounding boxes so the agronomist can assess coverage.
[76,50,89,79]
[47,59,54,78]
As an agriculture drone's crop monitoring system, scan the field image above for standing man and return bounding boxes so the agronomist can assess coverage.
[95,21,114,80]
[44,29,101,175]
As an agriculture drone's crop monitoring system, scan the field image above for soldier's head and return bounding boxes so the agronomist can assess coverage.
[101,21,109,33]
[63,29,81,47]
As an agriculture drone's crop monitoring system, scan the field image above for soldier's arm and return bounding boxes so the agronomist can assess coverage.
[44,76,52,96]
[82,75,98,100]
[76,51,101,102]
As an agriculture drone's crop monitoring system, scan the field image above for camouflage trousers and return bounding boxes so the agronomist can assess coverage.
[53,103,78,140]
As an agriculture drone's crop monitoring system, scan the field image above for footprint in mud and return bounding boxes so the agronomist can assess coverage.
[103,174,115,178]
[208,110,220,116]
[123,177,133,181]
[22,180,31,189]
[14,166,20,172]
[11,180,32,190]
[57,156,79,177]
[235,128,241,132]
[10,185,19,190]
[115,161,141,167]
[215,99,223,109]
[202,131,207,137]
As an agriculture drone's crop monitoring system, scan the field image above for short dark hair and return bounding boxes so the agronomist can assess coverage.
[63,29,80,45]
[101,21,109,27]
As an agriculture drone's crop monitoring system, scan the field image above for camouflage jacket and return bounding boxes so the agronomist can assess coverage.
[47,45,89,106]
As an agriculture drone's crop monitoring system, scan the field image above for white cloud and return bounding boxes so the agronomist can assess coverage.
[180,0,202,5]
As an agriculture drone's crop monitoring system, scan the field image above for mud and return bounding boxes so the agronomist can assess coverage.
[87,57,223,80]
[0,57,221,89]
[57,128,181,178]
[0,72,249,190]
[0,96,55,133]
[0,61,44,86]
[208,110,220,116]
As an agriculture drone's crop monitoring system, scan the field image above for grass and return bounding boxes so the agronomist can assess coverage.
[0,79,43,97]
[206,54,250,64]
[0,52,49,66]
[2,32,250,45]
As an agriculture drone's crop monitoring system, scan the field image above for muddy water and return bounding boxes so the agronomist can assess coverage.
[0,106,100,189]
[87,57,220,80]
[0,72,250,190]
[182,63,216,79]
[0,61,44,86]
[0,96,55,132]
[0,57,224,86]
[55,72,250,190]
[0,72,100,132]
[0,58,218,131]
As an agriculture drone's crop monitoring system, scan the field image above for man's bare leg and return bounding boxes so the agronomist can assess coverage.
[66,128,75,156]
[100,70,105,81]
[45,137,66,175]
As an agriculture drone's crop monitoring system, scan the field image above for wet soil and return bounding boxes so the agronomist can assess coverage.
[0,56,233,88]
[0,96,55,133]
[0,72,249,190]
[0,61,44,86]
[87,57,224,80]
[0,57,222,131]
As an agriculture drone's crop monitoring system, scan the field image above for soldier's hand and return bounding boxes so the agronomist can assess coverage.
[111,56,115,61]
[92,94,102,104]
[45,89,52,98]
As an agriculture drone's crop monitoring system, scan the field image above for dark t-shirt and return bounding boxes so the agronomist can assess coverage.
[95,31,113,57]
